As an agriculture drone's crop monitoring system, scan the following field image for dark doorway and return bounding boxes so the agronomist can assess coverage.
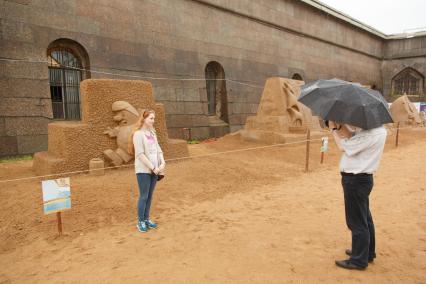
[205,61,229,123]
[292,73,303,81]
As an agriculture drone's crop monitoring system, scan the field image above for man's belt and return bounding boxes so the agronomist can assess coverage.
[340,172,372,176]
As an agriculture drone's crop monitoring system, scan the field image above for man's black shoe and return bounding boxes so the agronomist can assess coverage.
[345,249,375,263]
[335,259,366,270]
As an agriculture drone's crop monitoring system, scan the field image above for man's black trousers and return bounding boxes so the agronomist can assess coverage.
[341,173,376,267]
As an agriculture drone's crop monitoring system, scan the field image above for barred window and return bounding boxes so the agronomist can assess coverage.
[47,39,90,120]
[391,68,424,97]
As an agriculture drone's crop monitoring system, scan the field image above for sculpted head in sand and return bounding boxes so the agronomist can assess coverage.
[103,101,141,166]
[390,95,421,125]
[282,81,304,127]
[419,111,426,126]
[241,77,321,143]
[256,78,307,128]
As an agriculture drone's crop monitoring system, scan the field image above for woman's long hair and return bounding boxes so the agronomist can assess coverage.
[128,109,155,155]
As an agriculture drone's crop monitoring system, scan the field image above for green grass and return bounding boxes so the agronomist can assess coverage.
[0,155,33,163]
[187,139,200,144]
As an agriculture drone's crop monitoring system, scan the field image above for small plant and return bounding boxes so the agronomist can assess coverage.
[187,139,200,144]
[0,154,33,163]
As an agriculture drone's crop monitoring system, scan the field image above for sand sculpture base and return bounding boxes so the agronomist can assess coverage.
[33,79,189,175]
[89,158,105,176]
[208,116,230,138]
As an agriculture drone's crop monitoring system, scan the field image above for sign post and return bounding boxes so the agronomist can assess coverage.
[320,137,329,164]
[57,212,63,235]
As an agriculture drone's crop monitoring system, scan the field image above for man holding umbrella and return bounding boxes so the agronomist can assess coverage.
[299,79,392,270]
[329,121,386,270]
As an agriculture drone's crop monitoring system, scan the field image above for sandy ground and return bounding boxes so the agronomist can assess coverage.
[0,128,425,283]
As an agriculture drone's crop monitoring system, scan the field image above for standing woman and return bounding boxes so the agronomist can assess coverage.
[129,109,165,232]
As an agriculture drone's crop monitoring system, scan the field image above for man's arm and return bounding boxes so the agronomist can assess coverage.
[328,122,354,152]
[331,128,344,151]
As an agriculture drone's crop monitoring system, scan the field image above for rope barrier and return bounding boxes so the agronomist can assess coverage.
[0,57,264,89]
[0,125,420,184]
[0,57,423,183]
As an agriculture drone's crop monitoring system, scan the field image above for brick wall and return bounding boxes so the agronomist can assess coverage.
[1,0,417,155]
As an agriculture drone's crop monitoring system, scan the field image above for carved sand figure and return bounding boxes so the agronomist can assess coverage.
[419,111,426,126]
[33,79,189,175]
[240,77,322,143]
[283,81,304,127]
[103,101,140,166]
[390,95,422,126]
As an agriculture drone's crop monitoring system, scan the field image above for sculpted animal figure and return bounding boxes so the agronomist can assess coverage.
[103,101,140,166]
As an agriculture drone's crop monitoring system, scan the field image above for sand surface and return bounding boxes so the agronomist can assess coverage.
[0,128,425,283]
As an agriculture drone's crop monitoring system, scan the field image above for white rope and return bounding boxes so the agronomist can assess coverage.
[0,125,420,184]
[0,57,422,183]
[0,57,264,89]
[0,137,323,184]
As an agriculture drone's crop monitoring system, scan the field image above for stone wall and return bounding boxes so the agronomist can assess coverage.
[382,35,426,101]
[0,0,419,156]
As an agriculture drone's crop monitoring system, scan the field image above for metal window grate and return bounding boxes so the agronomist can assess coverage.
[392,68,424,99]
[48,48,83,120]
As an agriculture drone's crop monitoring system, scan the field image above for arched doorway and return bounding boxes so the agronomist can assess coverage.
[47,39,90,120]
[292,73,303,81]
[205,61,229,123]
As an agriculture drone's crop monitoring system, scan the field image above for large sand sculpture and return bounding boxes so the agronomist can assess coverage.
[390,95,422,126]
[240,77,322,143]
[33,79,189,175]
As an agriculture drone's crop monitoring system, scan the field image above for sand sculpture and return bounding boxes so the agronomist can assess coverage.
[33,79,189,175]
[390,95,422,126]
[240,77,322,143]
[420,111,426,126]
[103,101,140,165]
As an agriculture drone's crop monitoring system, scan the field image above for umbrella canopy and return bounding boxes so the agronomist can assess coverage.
[298,79,393,129]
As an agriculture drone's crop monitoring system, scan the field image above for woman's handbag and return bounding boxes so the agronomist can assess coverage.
[156,159,165,181]
[155,133,165,181]
[157,172,165,181]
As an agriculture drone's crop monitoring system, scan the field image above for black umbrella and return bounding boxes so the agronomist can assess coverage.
[298,79,393,129]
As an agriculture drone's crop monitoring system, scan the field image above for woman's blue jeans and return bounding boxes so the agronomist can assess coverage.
[136,173,157,222]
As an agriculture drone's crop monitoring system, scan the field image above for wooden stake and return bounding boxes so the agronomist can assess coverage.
[188,128,192,141]
[305,129,311,172]
[182,128,192,141]
[57,211,63,236]
[395,122,400,148]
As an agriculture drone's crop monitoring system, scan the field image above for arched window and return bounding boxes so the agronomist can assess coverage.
[205,61,228,122]
[292,73,303,81]
[47,39,90,120]
[391,67,424,97]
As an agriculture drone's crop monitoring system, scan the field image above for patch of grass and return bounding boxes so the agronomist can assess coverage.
[0,155,33,163]
[187,139,200,144]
